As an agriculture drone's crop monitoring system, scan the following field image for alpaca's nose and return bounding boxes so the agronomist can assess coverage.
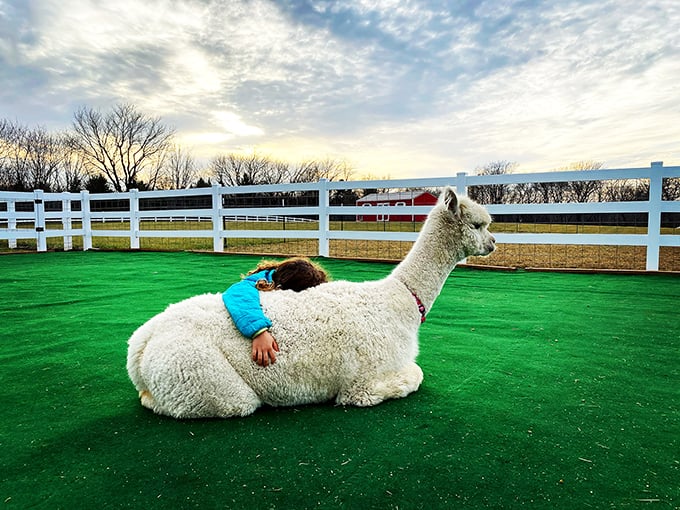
[487,235,496,253]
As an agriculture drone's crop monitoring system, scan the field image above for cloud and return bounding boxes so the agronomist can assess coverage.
[304,0,680,174]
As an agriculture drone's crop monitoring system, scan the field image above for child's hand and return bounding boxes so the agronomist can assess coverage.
[252,330,280,367]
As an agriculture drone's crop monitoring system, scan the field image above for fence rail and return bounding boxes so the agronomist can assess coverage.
[1,162,679,271]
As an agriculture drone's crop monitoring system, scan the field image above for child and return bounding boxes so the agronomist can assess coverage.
[223,257,329,367]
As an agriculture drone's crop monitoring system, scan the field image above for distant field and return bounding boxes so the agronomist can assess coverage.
[2,218,679,271]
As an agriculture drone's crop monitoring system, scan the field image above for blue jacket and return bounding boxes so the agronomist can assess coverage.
[222,270,273,339]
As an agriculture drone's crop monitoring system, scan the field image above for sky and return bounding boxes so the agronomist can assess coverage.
[1,0,679,179]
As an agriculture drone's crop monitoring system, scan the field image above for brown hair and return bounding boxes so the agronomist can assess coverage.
[247,257,329,292]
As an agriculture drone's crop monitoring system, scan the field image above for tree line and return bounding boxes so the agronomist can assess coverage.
[2,103,677,203]
[468,160,680,203]
[0,103,355,193]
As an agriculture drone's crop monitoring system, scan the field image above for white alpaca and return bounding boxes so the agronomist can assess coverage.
[126,188,495,418]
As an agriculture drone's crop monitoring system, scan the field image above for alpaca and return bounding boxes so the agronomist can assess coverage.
[126,187,495,418]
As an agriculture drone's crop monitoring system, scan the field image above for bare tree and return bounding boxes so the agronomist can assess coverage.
[532,181,562,203]
[527,161,605,204]
[144,149,169,191]
[0,119,19,190]
[663,177,680,201]
[289,158,354,183]
[23,126,64,191]
[158,145,197,189]
[561,160,604,202]
[59,135,89,192]
[261,159,289,184]
[210,153,287,186]
[509,182,537,204]
[210,153,355,187]
[0,120,64,191]
[468,160,517,204]
[71,103,175,191]
[0,119,29,190]
[601,179,648,201]
[211,154,249,186]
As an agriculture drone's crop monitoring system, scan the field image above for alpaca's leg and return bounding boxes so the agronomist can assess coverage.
[336,362,424,407]
[141,340,261,419]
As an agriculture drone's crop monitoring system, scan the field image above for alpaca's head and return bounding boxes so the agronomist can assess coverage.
[436,187,496,257]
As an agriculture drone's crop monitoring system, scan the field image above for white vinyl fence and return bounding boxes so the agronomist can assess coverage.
[1,162,679,271]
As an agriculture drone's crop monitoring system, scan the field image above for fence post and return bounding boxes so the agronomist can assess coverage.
[455,172,468,196]
[80,190,92,250]
[453,173,469,264]
[646,161,663,271]
[34,189,47,252]
[318,178,330,257]
[7,199,17,249]
[211,184,224,252]
[129,189,140,250]
[62,197,73,251]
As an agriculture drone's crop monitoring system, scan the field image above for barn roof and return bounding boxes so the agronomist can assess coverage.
[356,191,436,203]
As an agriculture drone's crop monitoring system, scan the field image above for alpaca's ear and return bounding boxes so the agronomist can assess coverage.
[442,187,460,215]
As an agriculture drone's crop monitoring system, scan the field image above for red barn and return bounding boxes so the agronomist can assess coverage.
[356,191,438,222]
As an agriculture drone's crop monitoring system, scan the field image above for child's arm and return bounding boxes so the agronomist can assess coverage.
[222,270,278,366]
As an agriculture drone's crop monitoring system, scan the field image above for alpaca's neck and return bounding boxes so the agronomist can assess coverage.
[390,209,465,312]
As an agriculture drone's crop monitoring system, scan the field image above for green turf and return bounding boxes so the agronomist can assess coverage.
[1,251,678,509]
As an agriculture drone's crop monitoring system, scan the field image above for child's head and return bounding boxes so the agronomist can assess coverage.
[250,257,329,292]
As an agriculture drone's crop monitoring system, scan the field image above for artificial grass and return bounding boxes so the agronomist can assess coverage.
[1,251,678,509]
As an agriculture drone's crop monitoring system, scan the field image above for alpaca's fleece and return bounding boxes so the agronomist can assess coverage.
[127,188,494,418]
[127,278,423,418]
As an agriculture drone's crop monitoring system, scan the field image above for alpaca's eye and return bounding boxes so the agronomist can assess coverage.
[472,223,483,230]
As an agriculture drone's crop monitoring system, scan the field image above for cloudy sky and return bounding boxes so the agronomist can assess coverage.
[1,0,678,178]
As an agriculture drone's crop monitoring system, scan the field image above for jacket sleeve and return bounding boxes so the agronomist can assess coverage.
[222,270,273,339]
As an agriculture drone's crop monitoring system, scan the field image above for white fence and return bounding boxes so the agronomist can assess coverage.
[1,162,679,271]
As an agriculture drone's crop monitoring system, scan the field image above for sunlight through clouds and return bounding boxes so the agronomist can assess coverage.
[212,111,265,137]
